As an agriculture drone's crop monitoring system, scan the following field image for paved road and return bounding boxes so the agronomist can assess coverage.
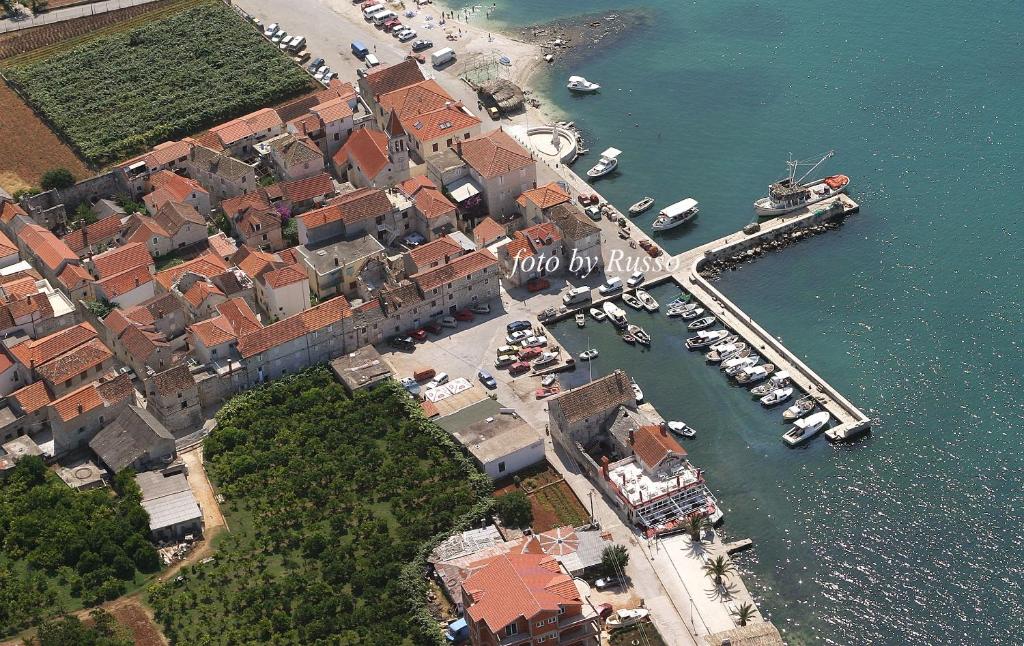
[0,0,158,33]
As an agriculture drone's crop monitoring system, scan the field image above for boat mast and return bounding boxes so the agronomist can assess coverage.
[795,150,835,185]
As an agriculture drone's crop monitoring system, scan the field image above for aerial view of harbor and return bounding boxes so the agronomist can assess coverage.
[0,0,1019,644]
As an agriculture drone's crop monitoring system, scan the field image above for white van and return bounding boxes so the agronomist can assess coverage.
[598,277,623,294]
[372,10,396,24]
[431,47,456,67]
[362,4,385,19]
[364,54,380,68]
[562,286,592,306]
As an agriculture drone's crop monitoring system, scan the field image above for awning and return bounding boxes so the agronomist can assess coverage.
[446,176,482,203]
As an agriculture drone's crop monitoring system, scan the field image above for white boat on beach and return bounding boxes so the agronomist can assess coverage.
[782,411,831,446]
[626,324,650,346]
[588,307,606,322]
[754,151,849,217]
[587,147,620,179]
[579,348,599,361]
[687,316,717,330]
[760,386,794,407]
[783,395,816,421]
[629,196,654,215]
[652,197,699,232]
[736,363,776,384]
[621,292,644,310]
[603,301,628,328]
[532,352,558,367]
[606,608,650,629]
[566,75,600,93]
[667,421,695,438]
[635,289,659,312]
[685,329,730,349]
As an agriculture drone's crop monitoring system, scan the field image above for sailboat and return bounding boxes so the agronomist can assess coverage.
[753,150,850,217]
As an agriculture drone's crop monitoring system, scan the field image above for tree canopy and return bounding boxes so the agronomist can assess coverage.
[495,491,533,528]
[39,168,74,191]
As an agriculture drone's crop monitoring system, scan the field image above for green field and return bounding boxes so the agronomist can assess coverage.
[4,1,310,166]
[146,368,492,645]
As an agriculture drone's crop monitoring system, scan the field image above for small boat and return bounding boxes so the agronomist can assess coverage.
[668,291,692,305]
[631,380,644,402]
[736,363,776,384]
[621,293,644,310]
[782,411,831,446]
[652,197,699,232]
[567,75,600,93]
[667,302,699,317]
[532,352,558,367]
[783,395,816,421]
[707,335,740,352]
[760,386,794,407]
[621,333,636,345]
[603,301,628,328]
[635,289,658,312]
[626,324,650,346]
[629,197,654,215]
[587,147,620,179]
[723,355,759,376]
[606,608,650,628]
[579,348,599,361]
[687,316,717,330]
[667,421,695,438]
[589,307,606,322]
[680,307,705,321]
[750,371,791,397]
[685,329,730,349]
[535,386,561,399]
[540,374,557,387]
[706,342,747,363]
[754,151,848,217]
[575,313,586,327]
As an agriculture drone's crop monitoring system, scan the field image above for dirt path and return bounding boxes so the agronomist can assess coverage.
[180,445,226,532]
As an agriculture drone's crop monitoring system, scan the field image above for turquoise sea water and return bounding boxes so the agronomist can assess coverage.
[450,0,1024,643]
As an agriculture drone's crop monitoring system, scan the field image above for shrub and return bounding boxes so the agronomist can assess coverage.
[496,491,533,528]
[39,168,74,190]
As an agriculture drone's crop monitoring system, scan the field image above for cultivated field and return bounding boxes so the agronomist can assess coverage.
[4,0,310,165]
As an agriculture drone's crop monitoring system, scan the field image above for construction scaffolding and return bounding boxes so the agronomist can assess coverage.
[459,51,525,114]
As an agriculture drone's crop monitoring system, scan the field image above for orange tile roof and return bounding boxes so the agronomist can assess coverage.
[20,224,78,272]
[237,295,351,358]
[50,373,132,423]
[125,214,170,244]
[148,170,207,203]
[217,298,261,336]
[0,200,28,224]
[398,175,434,196]
[1,276,38,300]
[191,297,261,348]
[154,254,228,291]
[516,182,569,210]
[221,189,272,218]
[182,280,224,307]
[211,108,283,146]
[62,216,124,254]
[288,113,322,138]
[632,424,686,469]
[191,316,237,348]
[0,350,12,374]
[301,188,392,230]
[412,185,456,220]
[58,263,92,289]
[504,236,533,260]
[119,324,167,359]
[0,229,17,257]
[411,248,497,292]
[234,246,277,278]
[522,222,562,245]
[279,172,335,204]
[309,96,353,124]
[207,232,238,259]
[4,292,51,323]
[473,217,506,246]
[408,236,463,268]
[459,129,533,179]
[10,323,97,368]
[120,139,193,170]
[92,242,153,279]
[400,102,481,144]
[94,264,153,299]
[333,128,390,179]
[362,60,426,99]
[463,552,580,633]
[379,79,452,120]
[153,201,204,235]
[264,264,307,289]
[11,381,51,414]
[103,308,134,337]
[35,338,112,385]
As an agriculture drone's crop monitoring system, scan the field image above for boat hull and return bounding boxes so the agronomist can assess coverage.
[652,210,698,232]
[754,176,849,217]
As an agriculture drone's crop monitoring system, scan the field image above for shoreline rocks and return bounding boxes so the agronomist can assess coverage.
[517,9,651,63]
[700,217,848,281]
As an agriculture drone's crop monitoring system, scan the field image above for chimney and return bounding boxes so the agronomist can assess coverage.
[676,475,681,487]
[660,424,667,437]
[628,429,635,445]
[77,404,83,414]
[620,473,626,486]
[601,456,610,480]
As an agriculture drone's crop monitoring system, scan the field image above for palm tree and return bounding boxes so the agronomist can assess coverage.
[702,555,735,586]
[687,514,709,541]
[732,602,755,627]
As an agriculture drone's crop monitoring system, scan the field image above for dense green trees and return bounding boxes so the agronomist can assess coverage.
[39,168,74,191]
[29,610,132,646]
[496,491,533,528]
[599,544,630,578]
[0,457,160,636]
[147,368,491,644]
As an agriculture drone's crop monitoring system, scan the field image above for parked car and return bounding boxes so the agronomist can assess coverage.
[506,320,532,334]
[409,328,427,341]
[506,330,531,344]
[627,271,645,288]
[308,57,325,73]
[412,39,433,52]
[271,30,288,44]
[521,335,548,348]
[454,309,475,322]
[264,22,279,37]
[470,302,491,314]
[508,361,531,376]
[494,355,517,368]
[594,576,626,590]
[526,277,550,292]
[477,369,497,389]
[400,377,421,396]
[426,372,449,389]
[406,53,426,63]
[314,66,331,81]
[585,205,602,221]
[598,277,623,294]
[388,335,415,351]
[403,231,426,247]
[425,320,443,334]
[398,29,417,42]
[440,316,458,328]
[518,347,542,361]
[496,345,517,356]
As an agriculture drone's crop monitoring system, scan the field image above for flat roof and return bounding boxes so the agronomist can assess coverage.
[298,234,384,272]
[607,457,700,507]
[142,490,202,530]
[451,413,542,464]
[330,345,392,390]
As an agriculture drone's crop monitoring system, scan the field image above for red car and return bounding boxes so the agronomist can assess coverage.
[424,320,442,334]
[518,347,542,360]
[382,18,400,30]
[526,277,550,292]
[454,309,475,322]
[409,329,427,341]
[508,361,531,375]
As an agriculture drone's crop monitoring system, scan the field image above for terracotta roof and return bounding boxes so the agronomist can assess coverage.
[57,263,92,289]
[279,172,335,204]
[1,200,28,224]
[287,113,323,138]
[399,177,455,220]
[151,364,195,397]
[0,230,18,257]
[379,79,452,120]
[378,282,423,313]
[237,295,351,358]
[35,338,112,385]
[308,96,353,124]
[301,188,392,230]
[153,201,204,235]
[463,552,580,633]
[408,235,463,267]
[522,222,562,245]
[62,216,124,254]
[121,139,192,170]
[473,217,506,246]
[632,424,687,469]
[334,128,390,179]
[207,232,238,259]
[398,176,434,196]
[0,273,40,296]
[92,242,153,279]
[504,236,533,260]
[182,280,223,307]
[119,324,167,360]
[211,108,283,146]
[459,129,533,179]
[94,264,153,299]
[103,309,134,337]
[550,369,634,425]
[144,170,207,210]
[270,134,323,168]
[546,203,600,241]
[233,246,277,277]
[362,60,426,99]
[20,224,78,272]
[51,372,132,423]
[221,189,271,218]
[0,351,11,375]
[10,323,98,368]
[517,182,570,210]
[2,292,53,326]
[235,246,304,289]
[11,381,51,414]
[154,254,228,291]
[125,214,170,245]
[264,264,307,289]
[385,110,406,137]
[400,102,481,144]
[190,297,261,348]
[190,316,236,348]
[217,298,261,336]
[411,248,497,292]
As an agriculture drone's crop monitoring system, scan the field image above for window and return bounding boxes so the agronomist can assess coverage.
[464,132,470,140]
[498,461,506,473]
[505,624,518,636]
[558,607,565,615]
[446,138,453,147]
[432,143,439,152]
[181,401,188,410]
[547,617,557,624]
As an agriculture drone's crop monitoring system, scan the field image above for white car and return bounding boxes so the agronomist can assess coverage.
[398,29,417,42]
[264,23,279,37]
[506,330,531,345]
[426,372,449,389]
[394,27,412,39]
[271,30,288,45]
[521,335,548,348]
[627,271,645,288]
[314,66,331,81]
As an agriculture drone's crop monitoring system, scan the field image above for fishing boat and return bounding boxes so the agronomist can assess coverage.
[753,151,849,217]
[736,363,776,384]
[668,291,692,305]
[635,289,658,312]
[631,379,644,402]
[540,374,557,387]
[575,313,585,327]
[723,355,759,376]
[587,147,620,179]
[750,371,791,397]
[579,348,598,361]
[602,301,628,328]
[667,421,695,438]
[621,292,644,310]
[626,324,651,346]
[667,302,699,317]
[680,307,705,321]
[782,411,831,446]
[628,196,654,215]
[532,352,558,367]
[652,197,699,232]
[606,608,650,629]
[706,342,747,363]
[685,329,730,349]
[566,75,600,93]
[782,395,816,421]
[760,386,794,407]
[588,307,606,322]
[687,316,717,330]
[621,332,636,345]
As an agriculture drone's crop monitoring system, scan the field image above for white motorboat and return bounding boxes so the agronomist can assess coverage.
[680,307,705,321]
[723,355,759,376]
[621,292,644,310]
[602,301,628,328]
[706,342,745,362]
[707,335,740,352]
[589,307,606,322]
[687,316,717,330]
[575,313,585,328]
[567,75,601,93]
[635,289,659,312]
[626,324,650,346]
[783,395,816,421]
[736,363,776,384]
[667,421,695,438]
[652,197,699,232]
[541,374,557,387]
[749,371,791,397]
[606,608,650,628]
[587,147,620,179]
[753,151,849,217]
[667,302,699,318]
[782,411,831,446]
[532,352,558,367]
[629,196,654,215]
[685,329,730,349]
[760,386,794,407]
[579,348,599,361]
[631,379,644,402]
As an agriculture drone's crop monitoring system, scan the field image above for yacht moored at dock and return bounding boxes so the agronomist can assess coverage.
[686,329,731,349]
[602,301,628,328]
[754,151,849,217]
[783,411,831,446]
[566,75,601,93]
[652,198,699,232]
[587,147,621,179]
[635,289,659,311]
